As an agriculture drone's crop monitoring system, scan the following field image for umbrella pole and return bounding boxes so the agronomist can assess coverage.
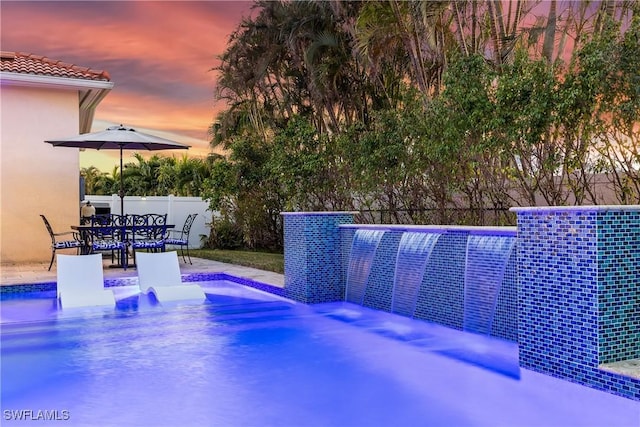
[119,145,124,215]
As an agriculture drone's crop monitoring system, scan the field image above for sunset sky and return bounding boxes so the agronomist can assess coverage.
[1,0,255,171]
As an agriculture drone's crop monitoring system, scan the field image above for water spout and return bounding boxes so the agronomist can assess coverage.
[345,229,385,304]
[392,232,441,317]
[463,235,515,335]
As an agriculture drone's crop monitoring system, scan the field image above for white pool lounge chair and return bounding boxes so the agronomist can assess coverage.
[57,254,116,308]
[135,251,205,301]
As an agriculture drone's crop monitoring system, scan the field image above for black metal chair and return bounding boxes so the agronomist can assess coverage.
[40,214,85,271]
[90,213,114,226]
[165,213,198,264]
[130,214,168,266]
[89,214,129,268]
[87,223,129,269]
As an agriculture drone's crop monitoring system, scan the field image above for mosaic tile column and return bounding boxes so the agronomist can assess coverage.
[513,206,640,401]
[281,212,356,304]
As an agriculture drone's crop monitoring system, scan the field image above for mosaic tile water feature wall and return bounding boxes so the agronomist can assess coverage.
[513,206,640,401]
[339,226,518,342]
[282,210,639,400]
[281,212,356,303]
[282,213,518,341]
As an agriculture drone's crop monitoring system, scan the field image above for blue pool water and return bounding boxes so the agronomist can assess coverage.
[1,280,638,427]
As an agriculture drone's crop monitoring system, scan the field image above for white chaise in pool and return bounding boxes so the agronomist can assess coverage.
[57,253,116,308]
[135,251,205,302]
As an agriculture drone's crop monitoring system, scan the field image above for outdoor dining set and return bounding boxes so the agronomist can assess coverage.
[38,125,196,272]
[41,213,198,271]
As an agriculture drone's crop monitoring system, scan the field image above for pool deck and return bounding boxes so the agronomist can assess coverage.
[0,257,285,288]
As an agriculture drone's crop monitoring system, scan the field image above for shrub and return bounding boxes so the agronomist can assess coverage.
[204,219,244,250]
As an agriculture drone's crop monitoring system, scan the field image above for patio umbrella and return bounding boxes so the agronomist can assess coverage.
[45,125,189,215]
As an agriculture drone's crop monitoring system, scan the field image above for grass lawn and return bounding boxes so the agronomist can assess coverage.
[190,249,284,274]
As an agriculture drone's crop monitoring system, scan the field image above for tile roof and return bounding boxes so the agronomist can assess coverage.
[0,51,110,81]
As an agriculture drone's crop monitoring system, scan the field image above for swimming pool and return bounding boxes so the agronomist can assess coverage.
[1,280,638,426]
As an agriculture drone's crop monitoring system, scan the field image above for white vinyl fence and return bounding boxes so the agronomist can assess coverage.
[84,195,214,248]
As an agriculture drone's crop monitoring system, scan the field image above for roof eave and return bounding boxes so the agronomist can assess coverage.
[0,71,113,91]
[79,87,111,133]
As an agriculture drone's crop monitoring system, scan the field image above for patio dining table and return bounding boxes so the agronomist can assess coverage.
[71,223,175,268]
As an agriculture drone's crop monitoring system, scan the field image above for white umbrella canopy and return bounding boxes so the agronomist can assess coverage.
[45,125,190,214]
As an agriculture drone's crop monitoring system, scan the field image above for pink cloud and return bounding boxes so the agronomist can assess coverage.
[1,1,253,170]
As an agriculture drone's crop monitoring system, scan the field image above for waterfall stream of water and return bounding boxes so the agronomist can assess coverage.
[463,235,515,335]
[345,229,386,304]
[391,232,441,317]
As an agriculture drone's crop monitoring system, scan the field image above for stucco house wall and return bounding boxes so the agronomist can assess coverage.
[1,86,82,262]
[0,52,112,264]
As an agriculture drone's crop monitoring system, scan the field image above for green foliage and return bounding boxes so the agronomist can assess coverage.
[204,219,244,250]
[81,166,115,195]
[83,154,214,198]
[201,159,236,214]
[85,3,638,247]
[268,116,353,211]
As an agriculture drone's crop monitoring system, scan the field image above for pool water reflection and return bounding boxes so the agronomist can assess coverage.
[1,280,638,427]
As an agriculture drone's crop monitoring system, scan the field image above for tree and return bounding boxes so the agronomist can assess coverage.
[81,166,116,196]
[204,0,639,248]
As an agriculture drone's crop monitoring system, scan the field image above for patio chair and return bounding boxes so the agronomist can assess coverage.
[130,214,168,266]
[136,251,205,302]
[40,214,85,271]
[91,213,115,226]
[57,253,115,308]
[146,213,168,226]
[165,213,198,264]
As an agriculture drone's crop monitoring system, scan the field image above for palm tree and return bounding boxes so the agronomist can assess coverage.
[81,166,116,195]
[81,166,103,195]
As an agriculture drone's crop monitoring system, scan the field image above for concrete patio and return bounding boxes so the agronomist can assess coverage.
[0,256,284,288]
